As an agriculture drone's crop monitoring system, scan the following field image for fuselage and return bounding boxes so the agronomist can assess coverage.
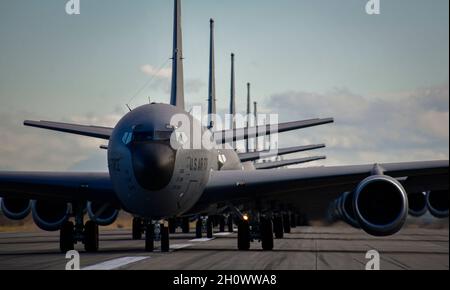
[107,103,242,219]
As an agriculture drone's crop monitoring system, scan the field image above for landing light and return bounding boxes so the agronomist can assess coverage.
[243,214,249,221]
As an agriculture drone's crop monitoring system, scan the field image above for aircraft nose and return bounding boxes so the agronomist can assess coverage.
[131,141,176,191]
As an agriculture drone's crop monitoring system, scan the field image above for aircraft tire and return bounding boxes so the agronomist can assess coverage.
[182,217,190,233]
[237,220,250,251]
[273,215,284,239]
[227,215,233,232]
[84,221,99,252]
[283,214,291,234]
[168,218,177,234]
[196,219,203,238]
[60,221,74,253]
[145,223,154,252]
[161,225,170,252]
[260,217,274,251]
[219,216,226,232]
[132,217,142,240]
[206,218,213,239]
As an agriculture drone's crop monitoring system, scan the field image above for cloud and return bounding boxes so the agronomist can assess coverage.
[265,83,449,165]
[140,65,172,79]
[139,64,205,95]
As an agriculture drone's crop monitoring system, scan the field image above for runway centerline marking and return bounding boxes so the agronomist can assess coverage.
[170,243,193,250]
[214,232,233,236]
[189,238,215,242]
[82,256,149,270]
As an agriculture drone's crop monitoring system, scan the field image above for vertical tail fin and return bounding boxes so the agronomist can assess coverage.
[170,0,185,109]
[230,53,236,130]
[208,19,216,129]
[246,83,251,152]
[254,101,258,152]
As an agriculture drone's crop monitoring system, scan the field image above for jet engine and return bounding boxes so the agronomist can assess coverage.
[426,190,449,218]
[408,192,427,217]
[87,202,119,226]
[31,200,70,231]
[1,198,31,220]
[338,192,360,228]
[353,175,408,236]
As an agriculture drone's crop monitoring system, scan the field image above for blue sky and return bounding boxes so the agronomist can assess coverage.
[0,0,448,171]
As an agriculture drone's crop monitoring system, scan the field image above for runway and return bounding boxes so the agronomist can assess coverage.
[0,226,447,270]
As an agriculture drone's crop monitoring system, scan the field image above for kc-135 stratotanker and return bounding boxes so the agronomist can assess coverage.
[0,0,448,253]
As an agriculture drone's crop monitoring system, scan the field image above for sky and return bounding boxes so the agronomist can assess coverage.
[0,0,448,171]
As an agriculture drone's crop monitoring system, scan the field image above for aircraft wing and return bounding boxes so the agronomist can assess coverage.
[199,160,449,206]
[0,172,120,206]
[255,156,327,170]
[214,118,334,144]
[238,144,325,162]
[24,120,113,140]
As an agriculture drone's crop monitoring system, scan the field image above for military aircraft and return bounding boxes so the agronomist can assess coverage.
[0,0,448,253]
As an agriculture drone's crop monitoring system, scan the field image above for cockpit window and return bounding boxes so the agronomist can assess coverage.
[132,129,174,142]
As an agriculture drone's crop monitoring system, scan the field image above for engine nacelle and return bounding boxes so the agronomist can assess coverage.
[408,192,427,217]
[1,198,31,220]
[426,190,449,218]
[87,202,119,226]
[353,175,408,237]
[31,200,70,231]
[339,192,360,229]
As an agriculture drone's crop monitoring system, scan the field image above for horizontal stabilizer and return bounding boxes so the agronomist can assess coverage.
[214,118,334,144]
[24,120,113,140]
[255,156,326,170]
[239,144,325,162]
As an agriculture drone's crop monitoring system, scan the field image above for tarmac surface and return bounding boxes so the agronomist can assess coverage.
[0,226,448,270]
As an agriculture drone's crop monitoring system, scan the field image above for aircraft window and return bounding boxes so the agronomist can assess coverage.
[132,130,174,142]
[154,130,174,141]
[133,131,154,142]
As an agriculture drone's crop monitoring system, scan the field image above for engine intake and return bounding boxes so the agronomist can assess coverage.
[427,190,449,218]
[87,202,119,226]
[353,175,408,236]
[408,192,427,217]
[31,200,70,231]
[1,198,31,220]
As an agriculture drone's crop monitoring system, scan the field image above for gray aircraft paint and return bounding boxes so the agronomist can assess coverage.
[108,104,216,218]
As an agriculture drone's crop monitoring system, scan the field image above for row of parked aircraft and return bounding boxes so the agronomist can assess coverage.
[0,0,448,253]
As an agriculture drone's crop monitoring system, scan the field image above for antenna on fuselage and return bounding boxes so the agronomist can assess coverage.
[170,0,185,110]
[208,19,216,129]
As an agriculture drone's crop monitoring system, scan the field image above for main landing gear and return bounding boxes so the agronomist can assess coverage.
[195,216,214,239]
[236,213,274,251]
[60,204,99,253]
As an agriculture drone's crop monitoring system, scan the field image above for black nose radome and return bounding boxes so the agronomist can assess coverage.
[131,141,176,191]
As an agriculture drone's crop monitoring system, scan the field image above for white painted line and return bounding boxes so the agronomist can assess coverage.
[189,238,215,242]
[82,256,149,270]
[170,243,193,250]
[214,232,233,236]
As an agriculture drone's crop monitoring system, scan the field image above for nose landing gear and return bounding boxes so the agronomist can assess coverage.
[143,220,170,252]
